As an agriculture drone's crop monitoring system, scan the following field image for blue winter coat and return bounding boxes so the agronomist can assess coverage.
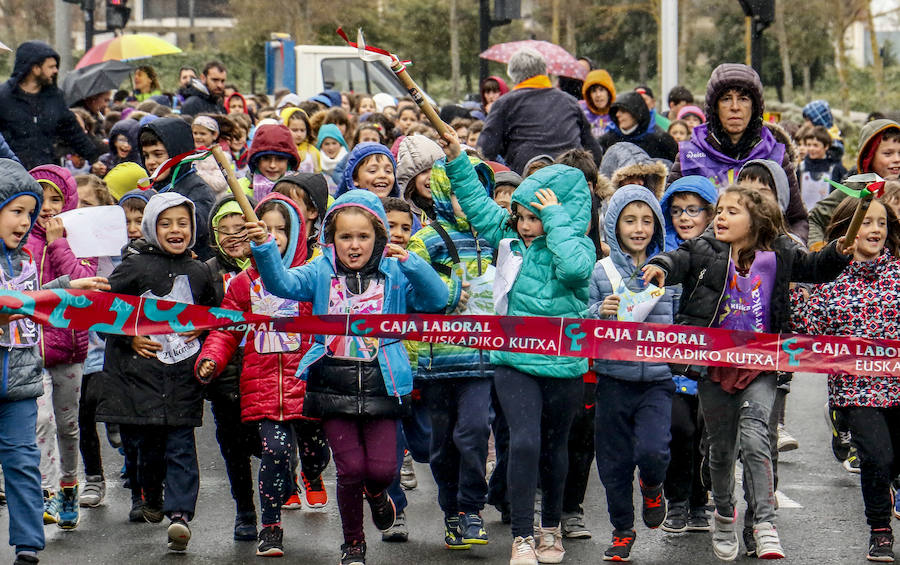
[589,184,674,382]
[251,189,448,402]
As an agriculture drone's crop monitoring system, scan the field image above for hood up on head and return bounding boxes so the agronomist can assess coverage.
[316,124,349,152]
[247,124,301,173]
[108,119,141,162]
[604,184,666,269]
[337,142,399,198]
[0,159,42,249]
[208,193,256,271]
[10,41,59,85]
[254,192,307,269]
[139,117,195,171]
[599,142,668,199]
[396,135,445,196]
[480,75,509,107]
[581,69,616,115]
[739,159,790,213]
[511,164,591,236]
[318,188,389,274]
[659,175,717,250]
[858,119,900,174]
[141,192,197,251]
[609,92,651,134]
[273,172,329,225]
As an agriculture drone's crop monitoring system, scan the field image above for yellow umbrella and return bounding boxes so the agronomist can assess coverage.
[76,34,181,69]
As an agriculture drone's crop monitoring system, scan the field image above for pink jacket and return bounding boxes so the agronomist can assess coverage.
[26,165,97,367]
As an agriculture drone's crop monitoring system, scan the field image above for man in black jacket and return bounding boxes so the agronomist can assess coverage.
[180,61,227,116]
[0,41,101,169]
[477,48,602,175]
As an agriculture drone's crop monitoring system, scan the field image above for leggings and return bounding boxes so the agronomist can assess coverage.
[78,371,104,478]
[257,419,331,526]
[323,417,398,545]
[36,363,83,489]
[493,366,582,538]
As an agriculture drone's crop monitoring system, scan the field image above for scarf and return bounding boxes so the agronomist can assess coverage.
[513,75,553,90]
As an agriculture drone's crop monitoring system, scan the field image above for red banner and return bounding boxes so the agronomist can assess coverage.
[1,289,899,377]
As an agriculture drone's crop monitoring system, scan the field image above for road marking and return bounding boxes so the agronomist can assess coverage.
[775,490,803,509]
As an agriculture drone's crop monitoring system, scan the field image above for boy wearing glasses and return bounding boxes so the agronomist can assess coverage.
[656,175,717,535]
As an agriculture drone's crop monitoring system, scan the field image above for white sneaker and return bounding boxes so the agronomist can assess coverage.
[510,535,538,565]
[400,452,417,490]
[535,526,565,564]
[79,476,105,508]
[753,521,785,559]
[712,509,740,561]
[776,424,799,452]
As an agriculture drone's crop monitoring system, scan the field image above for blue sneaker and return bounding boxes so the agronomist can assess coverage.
[443,514,470,550]
[43,490,60,524]
[460,512,488,545]
[57,486,80,529]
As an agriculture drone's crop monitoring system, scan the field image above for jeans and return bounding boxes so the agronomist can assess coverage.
[121,424,200,520]
[699,373,776,525]
[594,374,673,531]
[493,366,581,538]
[421,378,492,514]
[846,406,900,529]
[0,399,44,553]
[487,383,510,509]
[36,363,83,488]
[323,417,398,544]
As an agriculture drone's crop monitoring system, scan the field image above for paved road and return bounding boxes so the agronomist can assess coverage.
[0,372,872,564]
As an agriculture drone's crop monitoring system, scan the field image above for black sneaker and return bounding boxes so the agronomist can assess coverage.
[826,404,852,462]
[142,504,164,524]
[662,501,687,533]
[686,507,711,532]
[460,512,488,545]
[743,525,757,557]
[340,541,366,565]
[603,528,635,561]
[256,525,284,557]
[234,510,257,541]
[364,489,395,531]
[443,514,470,550]
[868,527,895,562]
[128,496,144,523]
[13,552,39,565]
[845,446,863,474]
[639,480,666,529]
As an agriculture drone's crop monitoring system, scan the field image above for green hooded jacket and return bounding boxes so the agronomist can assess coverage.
[446,154,595,378]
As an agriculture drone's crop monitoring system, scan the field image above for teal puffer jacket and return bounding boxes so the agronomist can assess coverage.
[446,154,595,378]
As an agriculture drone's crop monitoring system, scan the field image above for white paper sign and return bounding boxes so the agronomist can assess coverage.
[57,206,127,258]
[141,275,200,365]
[492,239,522,316]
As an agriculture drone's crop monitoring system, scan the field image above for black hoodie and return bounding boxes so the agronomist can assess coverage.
[0,41,100,169]
[597,91,677,162]
[139,117,216,260]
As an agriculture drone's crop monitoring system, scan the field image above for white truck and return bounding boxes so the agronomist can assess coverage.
[266,37,410,100]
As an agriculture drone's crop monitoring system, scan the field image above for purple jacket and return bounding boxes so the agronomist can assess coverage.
[26,165,97,367]
[675,123,784,187]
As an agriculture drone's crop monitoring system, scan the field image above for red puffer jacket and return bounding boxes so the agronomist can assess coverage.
[197,193,314,421]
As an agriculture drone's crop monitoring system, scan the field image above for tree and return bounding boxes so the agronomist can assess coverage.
[773,0,793,101]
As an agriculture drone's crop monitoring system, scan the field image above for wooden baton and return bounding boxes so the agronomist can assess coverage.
[209,145,259,223]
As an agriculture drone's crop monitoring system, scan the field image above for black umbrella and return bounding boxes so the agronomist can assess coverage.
[62,60,132,106]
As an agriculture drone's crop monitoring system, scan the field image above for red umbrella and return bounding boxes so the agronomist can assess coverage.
[480,40,586,80]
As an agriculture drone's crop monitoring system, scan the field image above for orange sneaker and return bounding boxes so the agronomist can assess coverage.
[282,477,302,509]
[302,472,328,508]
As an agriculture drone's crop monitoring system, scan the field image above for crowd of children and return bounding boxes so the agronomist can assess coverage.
[0,48,898,565]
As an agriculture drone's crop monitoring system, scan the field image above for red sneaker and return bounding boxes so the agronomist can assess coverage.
[302,472,328,508]
[282,481,302,509]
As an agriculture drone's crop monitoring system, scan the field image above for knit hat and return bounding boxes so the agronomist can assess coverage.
[802,100,834,129]
[373,93,397,113]
[581,70,616,115]
[704,63,764,123]
[634,85,654,99]
[316,124,349,152]
[274,172,329,223]
[494,170,523,189]
[105,162,149,201]
[676,105,706,123]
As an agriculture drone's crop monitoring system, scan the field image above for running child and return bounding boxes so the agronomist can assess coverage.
[439,128,595,565]
[643,186,856,560]
[249,189,447,564]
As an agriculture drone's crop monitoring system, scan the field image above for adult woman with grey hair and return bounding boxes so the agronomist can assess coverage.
[477,47,602,175]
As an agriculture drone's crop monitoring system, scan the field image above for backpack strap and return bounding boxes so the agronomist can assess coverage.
[429,221,462,278]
